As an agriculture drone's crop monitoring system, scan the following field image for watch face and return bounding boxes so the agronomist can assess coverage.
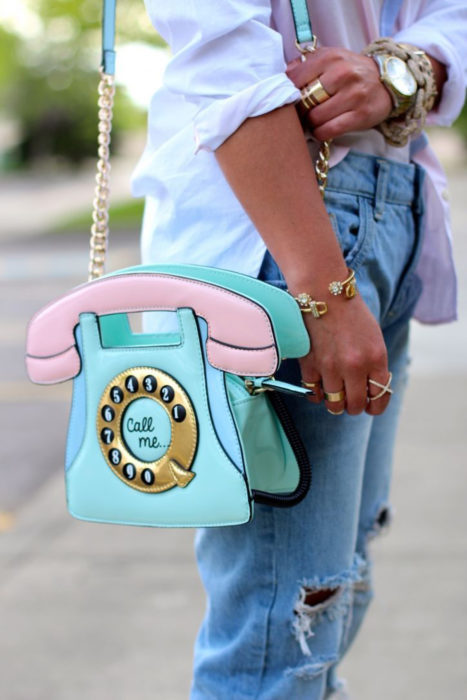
[386,56,417,96]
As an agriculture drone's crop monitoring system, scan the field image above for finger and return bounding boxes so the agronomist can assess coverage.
[286,47,340,88]
[322,375,346,416]
[313,110,361,141]
[306,91,356,128]
[343,372,368,416]
[365,371,393,416]
[295,73,336,121]
[300,364,324,404]
[286,52,323,88]
[286,57,302,72]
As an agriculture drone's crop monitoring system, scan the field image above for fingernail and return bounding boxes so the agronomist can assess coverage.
[327,409,345,416]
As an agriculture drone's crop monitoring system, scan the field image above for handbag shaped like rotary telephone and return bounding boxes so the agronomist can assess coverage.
[25,0,320,528]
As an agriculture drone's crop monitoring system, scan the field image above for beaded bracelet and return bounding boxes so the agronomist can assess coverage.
[364,38,438,147]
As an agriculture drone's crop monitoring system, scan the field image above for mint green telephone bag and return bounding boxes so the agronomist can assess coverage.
[26,263,313,527]
[24,0,316,528]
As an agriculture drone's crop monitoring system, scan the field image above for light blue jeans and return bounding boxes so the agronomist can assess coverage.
[191,152,425,699]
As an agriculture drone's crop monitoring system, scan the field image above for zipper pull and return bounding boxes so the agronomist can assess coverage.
[244,377,315,397]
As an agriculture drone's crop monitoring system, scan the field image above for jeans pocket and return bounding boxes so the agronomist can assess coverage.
[383,271,423,328]
[326,192,373,270]
[382,198,425,328]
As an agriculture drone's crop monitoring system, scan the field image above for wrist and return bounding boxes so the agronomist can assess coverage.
[289,266,358,319]
[363,38,438,146]
[426,54,447,105]
[280,246,350,300]
[286,262,349,300]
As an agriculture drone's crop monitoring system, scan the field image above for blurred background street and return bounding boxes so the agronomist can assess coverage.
[1,2,467,699]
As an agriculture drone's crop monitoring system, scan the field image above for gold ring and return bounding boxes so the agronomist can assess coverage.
[324,389,345,402]
[368,372,393,401]
[301,380,321,389]
[300,79,331,109]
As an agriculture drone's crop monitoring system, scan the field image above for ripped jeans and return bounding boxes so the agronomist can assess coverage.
[190,152,425,699]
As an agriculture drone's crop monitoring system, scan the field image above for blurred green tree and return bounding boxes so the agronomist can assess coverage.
[453,104,467,145]
[0,0,164,168]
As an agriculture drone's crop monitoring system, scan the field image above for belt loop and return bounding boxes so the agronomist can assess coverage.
[374,160,389,221]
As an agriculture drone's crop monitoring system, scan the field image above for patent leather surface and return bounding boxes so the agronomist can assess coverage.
[66,310,252,527]
[227,376,300,494]
[27,264,311,528]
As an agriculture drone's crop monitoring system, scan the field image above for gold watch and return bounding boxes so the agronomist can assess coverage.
[372,53,418,117]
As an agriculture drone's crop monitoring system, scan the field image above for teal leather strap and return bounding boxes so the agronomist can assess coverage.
[289,0,314,46]
[102,0,117,74]
[100,0,314,75]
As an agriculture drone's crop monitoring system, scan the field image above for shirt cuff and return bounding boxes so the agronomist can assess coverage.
[193,73,301,153]
[393,28,466,126]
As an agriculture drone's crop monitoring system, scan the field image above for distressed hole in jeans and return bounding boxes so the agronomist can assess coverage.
[286,654,339,682]
[304,588,338,607]
[368,503,394,541]
[376,506,391,528]
[292,556,365,656]
[292,586,343,656]
[352,563,373,609]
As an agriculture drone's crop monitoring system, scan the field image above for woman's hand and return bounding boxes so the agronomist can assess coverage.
[294,292,391,416]
[286,47,393,141]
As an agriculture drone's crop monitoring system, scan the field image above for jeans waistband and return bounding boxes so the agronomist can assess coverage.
[325,151,423,214]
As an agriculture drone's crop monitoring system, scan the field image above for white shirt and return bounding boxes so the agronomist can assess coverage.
[132,0,467,324]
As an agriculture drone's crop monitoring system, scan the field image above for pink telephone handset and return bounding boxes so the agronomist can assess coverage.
[26,272,280,385]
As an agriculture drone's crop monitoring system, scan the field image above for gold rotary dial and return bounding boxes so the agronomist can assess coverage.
[97,367,198,493]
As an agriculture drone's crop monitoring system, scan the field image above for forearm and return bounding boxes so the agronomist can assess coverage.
[216,100,390,417]
[215,103,347,295]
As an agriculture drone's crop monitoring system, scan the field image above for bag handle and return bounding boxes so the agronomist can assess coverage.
[26,272,282,384]
[88,0,329,281]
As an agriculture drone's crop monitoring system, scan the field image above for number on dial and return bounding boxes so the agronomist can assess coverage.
[125,376,138,393]
[123,463,136,480]
[143,375,157,393]
[101,428,114,445]
[102,405,115,422]
[110,387,123,404]
[141,468,155,485]
[172,404,186,422]
[160,385,174,403]
[109,449,121,465]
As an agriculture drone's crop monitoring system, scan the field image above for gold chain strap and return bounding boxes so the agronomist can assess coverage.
[315,140,331,197]
[87,69,329,279]
[295,42,331,198]
[88,70,115,281]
